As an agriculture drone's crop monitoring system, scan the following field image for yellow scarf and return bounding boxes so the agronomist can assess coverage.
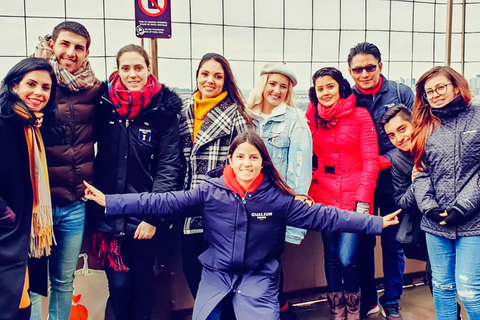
[14,105,54,258]
[193,91,228,142]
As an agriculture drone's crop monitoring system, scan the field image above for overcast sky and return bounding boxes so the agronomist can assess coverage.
[1,0,479,91]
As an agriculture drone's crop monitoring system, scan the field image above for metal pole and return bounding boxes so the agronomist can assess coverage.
[445,0,453,66]
[150,38,158,79]
[461,0,466,75]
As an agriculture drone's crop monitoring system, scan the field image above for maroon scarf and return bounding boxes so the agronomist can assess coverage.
[108,72,162,119]
[223,165,263,198]
[317,94,357,126]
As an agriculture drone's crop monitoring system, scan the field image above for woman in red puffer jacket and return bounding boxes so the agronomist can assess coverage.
[306,67,381,320]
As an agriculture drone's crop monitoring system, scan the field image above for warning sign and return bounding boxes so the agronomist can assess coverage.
[135,0,171,38]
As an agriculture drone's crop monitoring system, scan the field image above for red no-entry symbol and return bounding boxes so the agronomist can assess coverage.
[138,0,168,17]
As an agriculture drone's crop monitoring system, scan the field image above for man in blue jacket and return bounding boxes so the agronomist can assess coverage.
[347,42,414,320]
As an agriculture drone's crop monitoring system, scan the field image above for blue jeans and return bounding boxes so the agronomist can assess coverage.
[426,233,480,320]
[322,231,361,293]
[30,201,85,320]
[359,188,405,308]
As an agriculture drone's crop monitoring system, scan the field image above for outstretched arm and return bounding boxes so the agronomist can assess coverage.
[84,181,203,219]
[285,196,399,235]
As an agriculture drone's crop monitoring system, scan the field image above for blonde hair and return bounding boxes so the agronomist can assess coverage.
[247,74,297,110]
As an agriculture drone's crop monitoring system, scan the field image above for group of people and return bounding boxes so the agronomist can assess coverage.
[0,19,479,320]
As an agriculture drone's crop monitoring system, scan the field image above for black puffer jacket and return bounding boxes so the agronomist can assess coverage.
[413,97,480,239]
[90,84,184,236]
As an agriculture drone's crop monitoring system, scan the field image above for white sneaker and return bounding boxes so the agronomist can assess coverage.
[367,305,380,316]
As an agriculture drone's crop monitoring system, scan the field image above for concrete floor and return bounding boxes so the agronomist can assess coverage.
[42,280,469,319]
[294,284,435,320]
[292,284,468,320]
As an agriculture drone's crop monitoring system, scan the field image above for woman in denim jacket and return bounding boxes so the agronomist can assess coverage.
[247,63,312,318]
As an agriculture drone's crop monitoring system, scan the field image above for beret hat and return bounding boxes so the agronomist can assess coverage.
[260,63,297,87]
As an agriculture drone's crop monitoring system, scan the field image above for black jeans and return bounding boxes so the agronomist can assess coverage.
[359,181,405,309]
[105,235,157,320]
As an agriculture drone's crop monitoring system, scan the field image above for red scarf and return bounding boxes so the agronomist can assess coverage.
[108,72,162,119]
[317,94,357,125]
[223,165,263,198]
[356,76,383,96]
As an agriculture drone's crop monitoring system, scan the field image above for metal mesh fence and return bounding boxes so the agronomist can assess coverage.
[1,0,479,98]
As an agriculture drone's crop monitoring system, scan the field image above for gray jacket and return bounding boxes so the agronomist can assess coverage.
[413,97,480,239]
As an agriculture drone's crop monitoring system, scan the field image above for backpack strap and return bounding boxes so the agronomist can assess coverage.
[397,82,402,104]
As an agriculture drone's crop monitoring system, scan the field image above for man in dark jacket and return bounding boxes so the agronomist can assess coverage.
[380,105,425,258]
[31,21,103,320]
[347,42,414,320]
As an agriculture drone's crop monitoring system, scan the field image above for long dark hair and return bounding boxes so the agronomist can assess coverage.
[228,131,295,196]
[196,53,251,124]
[309,67,352,129]
[411,66,471,169]
[0,57,57,122]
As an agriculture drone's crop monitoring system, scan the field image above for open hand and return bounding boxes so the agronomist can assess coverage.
[383,209,402,228]
[83,181,106,207]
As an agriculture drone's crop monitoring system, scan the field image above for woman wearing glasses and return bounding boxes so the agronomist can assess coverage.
[306,67,382,319]
[411,66,480,320]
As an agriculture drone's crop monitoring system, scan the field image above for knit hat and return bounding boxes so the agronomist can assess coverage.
[260,63,297,87]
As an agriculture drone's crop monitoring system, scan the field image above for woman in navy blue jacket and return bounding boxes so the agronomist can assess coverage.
[85,131,399,320]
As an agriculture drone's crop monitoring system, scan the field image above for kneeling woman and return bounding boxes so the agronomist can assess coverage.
[84,131,399,320]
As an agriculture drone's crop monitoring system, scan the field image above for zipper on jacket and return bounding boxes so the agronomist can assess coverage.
[126,119,130,128]
[68,94,76,201]
[242,192,248,204]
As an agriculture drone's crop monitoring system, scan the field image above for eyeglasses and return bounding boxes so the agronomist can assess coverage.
[423,83,452,100]
[350,64,380,75]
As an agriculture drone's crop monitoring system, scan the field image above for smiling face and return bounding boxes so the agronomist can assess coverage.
[348,53,382,91]
[229,142,263,189]
[384,114,414,152]
[13,70,52,112]
[118,51,151,90]
[197,59,225,99]
[424,74,459,109]
[314,75,341,108]
[262,73,289,112]
[49,31,89,74]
